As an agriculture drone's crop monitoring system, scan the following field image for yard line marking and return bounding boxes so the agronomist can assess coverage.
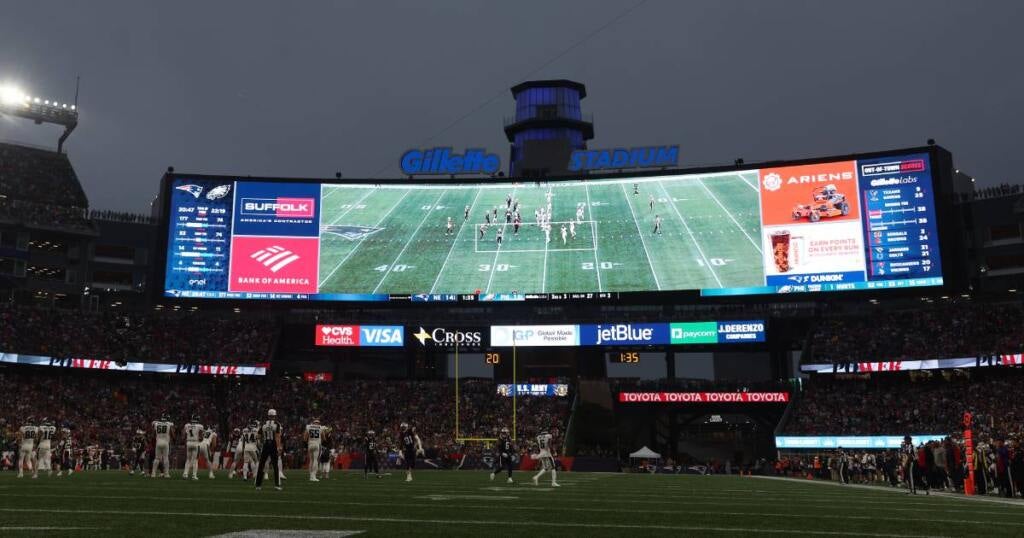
[620,183,661,290]
[475,247,596,254]
[739,173,759,192]
[0,508,957,537]
[484,186,518,294]
[318,190,410,288]
[323,188,375,226]
[430,188,483,294]
[372,191,447,293]
[4,492,1021,517]
[657,180,722,287]
[696,177,762,253]
[584,184,602,292]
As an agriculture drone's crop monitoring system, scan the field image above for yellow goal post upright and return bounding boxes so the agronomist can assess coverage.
[454,340,517,445]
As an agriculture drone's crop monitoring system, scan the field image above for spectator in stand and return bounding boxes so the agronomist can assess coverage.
[809,301,1023,363]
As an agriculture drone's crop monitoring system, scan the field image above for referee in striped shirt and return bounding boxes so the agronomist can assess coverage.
[255,409,283,491]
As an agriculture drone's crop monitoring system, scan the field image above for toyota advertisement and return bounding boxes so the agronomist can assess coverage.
[162,147,948,302]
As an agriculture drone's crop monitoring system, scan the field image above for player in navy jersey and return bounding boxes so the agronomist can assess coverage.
[490,427,516,483]
[364,429,382,479]
[399,422,423,482]
[255,409,283,491]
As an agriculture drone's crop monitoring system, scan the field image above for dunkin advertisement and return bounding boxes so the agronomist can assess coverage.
[759,160,867,289]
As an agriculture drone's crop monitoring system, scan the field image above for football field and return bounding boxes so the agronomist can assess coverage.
[1,471,1022,536]
[317,173,765,295]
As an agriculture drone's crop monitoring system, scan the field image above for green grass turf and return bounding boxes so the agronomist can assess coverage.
[316,172,765,295]
[1,471,1022,537]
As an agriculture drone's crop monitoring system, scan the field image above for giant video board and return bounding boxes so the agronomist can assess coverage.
[161,148,945,302]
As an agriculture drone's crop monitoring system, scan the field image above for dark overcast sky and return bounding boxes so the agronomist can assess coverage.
[1,0,1021,212]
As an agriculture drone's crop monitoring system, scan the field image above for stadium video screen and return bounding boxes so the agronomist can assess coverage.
[162,150,943,302]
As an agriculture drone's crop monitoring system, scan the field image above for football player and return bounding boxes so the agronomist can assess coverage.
[399,422,424,482]
[227,428,243,479]
[490,427,515,483]
[445,217,454,236]
[36,418,56,477]
[56,427,74,477]
[649,194,655,211]
[304,418,323,481]
[151,414,174,478]
[16,418,37,478]
[653,215,662,236]
[200,427,218,479]
[364,429,382,479]
[183,415,204,480]
[464,204,470,220]
[242,420,260,481]
[531,429,560,487]
[560,224,567,245]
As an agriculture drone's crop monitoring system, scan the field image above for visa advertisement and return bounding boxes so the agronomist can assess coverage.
[314,324,404,347]
[163,149,945,301]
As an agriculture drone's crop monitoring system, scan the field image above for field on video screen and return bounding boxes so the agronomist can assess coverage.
[317,173,765,295]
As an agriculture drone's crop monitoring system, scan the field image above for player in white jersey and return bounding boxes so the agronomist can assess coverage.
[182,415,204,480]
[304,418,324,481]
[36,419,57,477]
[200,428,218,479]
[241,421,260,480]
[152,414,174,478]
[531,429,560,487]
[17,419,38,478]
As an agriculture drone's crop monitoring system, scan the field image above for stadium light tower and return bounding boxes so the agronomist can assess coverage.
[0,81,79,153]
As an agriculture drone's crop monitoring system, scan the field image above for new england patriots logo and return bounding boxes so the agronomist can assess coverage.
[321,224,384,241]
[175,184,204,198]
[206,184,231,200]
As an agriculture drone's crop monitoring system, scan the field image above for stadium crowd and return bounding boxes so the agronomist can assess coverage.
[0,304,275,364]
[0,143,91,229]
[0,371,571,472]
[809,300,1023,363]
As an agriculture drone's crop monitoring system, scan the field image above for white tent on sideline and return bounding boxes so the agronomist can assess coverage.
[628,446,662,460]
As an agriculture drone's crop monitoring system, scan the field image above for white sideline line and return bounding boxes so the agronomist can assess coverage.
[658,180,722,287]
[696,177,762,253]
[751,475,1024,506]
[483,186,518,293]
[620,183,661,290]
[318,190,410,288]
[585,184,602,292]
[739,173,759,192]
[372,190,446,293]
[429,188,483,294]
[0,508,953,538]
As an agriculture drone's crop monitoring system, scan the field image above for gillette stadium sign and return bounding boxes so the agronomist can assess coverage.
[400,147,501,175]
[569,145,679,172]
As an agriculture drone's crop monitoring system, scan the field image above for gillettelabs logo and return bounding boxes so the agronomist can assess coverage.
[250,246,300,273]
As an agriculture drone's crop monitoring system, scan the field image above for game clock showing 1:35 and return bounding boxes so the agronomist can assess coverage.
[613,352,640,363]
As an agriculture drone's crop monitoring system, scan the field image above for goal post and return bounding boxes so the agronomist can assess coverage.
[454,342,517,443]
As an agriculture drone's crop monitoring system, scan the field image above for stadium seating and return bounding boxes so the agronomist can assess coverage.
[0,143,90,228]
[0,304,276,364]
[807,300,1023,363]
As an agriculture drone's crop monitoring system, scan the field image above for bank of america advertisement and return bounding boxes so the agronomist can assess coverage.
[163,149,945,302]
